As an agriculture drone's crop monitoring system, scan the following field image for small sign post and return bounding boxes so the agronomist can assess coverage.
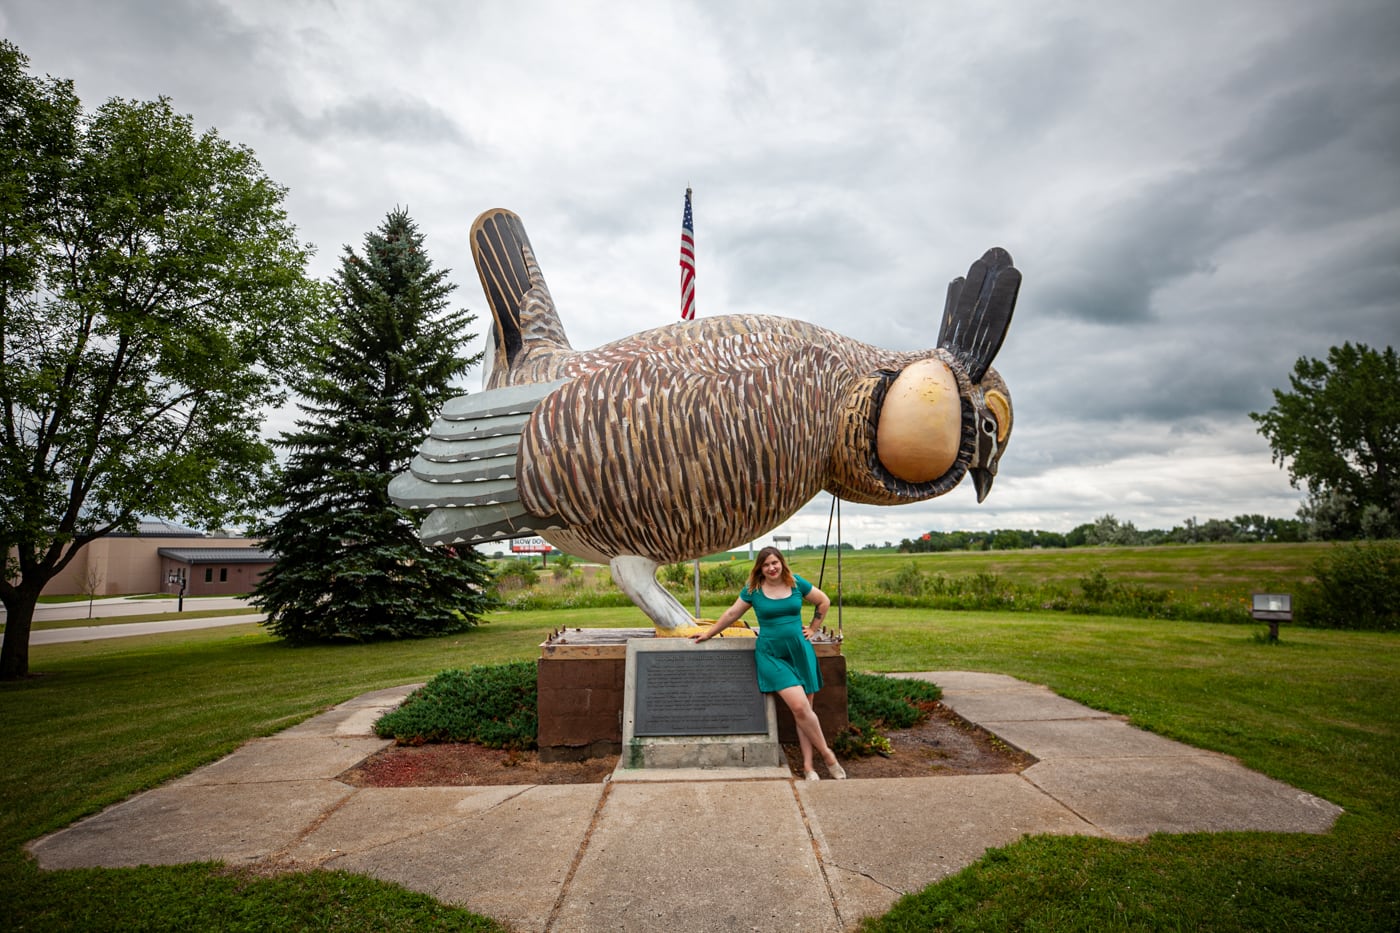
[511,536,554,567]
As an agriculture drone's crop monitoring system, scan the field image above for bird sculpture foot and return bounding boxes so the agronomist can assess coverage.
[609,555,697,630]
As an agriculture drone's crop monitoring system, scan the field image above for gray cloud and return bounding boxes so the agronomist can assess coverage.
[263,96,469,144]
[3,0,1393,540]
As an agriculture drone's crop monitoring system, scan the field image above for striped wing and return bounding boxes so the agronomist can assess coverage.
[514,338,848,563]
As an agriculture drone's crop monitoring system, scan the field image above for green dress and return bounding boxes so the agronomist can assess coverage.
[741,575,823,694]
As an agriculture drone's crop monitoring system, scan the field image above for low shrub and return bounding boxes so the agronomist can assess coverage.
[493,558,540,592]
[374,662,538,749]
[834,672,943,758]
[660,562,692,588]
[1299,541,1400,631]
[701,561,746,592]
[880,562,927,597]
[1079,568,1116,603]
[550,553,576,581]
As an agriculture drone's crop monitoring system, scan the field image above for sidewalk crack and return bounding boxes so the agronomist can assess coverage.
[544,778,613,932]
[791,781,846,931]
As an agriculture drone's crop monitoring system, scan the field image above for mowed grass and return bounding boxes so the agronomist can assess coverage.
[778,541,1331,614]
[2,541,1397,930]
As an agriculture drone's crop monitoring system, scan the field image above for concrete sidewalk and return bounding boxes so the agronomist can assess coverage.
[27,673,1343,932]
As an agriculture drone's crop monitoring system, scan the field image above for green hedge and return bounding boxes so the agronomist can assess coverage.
[374,662,538,749]
[835,672,943,757]
[1300,541,1400,631]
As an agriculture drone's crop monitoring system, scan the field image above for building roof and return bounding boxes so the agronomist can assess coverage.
[110,519,208,538]
[157,547,275,563]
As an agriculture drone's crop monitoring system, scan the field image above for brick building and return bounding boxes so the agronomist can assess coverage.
[32,520,273,598]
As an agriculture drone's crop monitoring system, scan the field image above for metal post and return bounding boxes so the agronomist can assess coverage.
[835,497,843,635]
[693,559,701,620]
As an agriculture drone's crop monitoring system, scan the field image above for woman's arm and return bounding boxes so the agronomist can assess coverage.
[691,597,751,642]
[804,585,832,636]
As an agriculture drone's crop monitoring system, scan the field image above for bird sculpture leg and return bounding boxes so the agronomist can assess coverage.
[609,556,695,630]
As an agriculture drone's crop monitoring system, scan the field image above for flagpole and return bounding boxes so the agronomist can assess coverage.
[682,186,700,617]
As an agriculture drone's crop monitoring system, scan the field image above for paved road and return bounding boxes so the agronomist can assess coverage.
[3,596,263,644]
[28,615,265,645]
[11,596,252,622]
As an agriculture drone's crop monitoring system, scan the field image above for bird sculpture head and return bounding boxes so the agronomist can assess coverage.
[827,247,1018,507]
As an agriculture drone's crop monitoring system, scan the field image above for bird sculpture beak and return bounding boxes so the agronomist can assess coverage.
[972,468,994,503]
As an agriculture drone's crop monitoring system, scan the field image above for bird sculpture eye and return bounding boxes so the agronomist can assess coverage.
[983,416,998,435]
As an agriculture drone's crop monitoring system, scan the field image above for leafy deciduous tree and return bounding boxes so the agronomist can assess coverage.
[1084,514,1143,546]
[1251,343,1399,540]
[251,209,495,643]
[0,42,322,678]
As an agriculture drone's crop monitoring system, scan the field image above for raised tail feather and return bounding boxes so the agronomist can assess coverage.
[470,209,572,386]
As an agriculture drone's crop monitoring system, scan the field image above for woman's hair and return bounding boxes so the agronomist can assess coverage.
[745,546,795,593]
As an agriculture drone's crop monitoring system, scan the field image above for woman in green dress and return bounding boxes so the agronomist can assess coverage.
[692,547,846,781]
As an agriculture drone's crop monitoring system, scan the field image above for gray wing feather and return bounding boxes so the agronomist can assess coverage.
[392,380,569,546]
[410,454,515,483]
[420,504,564,546]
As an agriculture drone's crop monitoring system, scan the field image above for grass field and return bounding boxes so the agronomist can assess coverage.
[2,542,1396,930]
[512,541,1334,626]
[782,541,1329,609]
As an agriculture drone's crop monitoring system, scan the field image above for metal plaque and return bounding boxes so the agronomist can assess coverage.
[633,649,768,736]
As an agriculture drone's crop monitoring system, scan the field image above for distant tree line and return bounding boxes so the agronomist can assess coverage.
[899,513,1311,552]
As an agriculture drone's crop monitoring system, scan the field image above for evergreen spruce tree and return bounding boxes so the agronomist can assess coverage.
[253,209,495,642]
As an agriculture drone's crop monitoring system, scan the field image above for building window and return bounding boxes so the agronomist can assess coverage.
[219,568,228,582]
[205,568,213,583]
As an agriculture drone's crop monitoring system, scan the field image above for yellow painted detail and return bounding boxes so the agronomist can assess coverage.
[656,622,757,638]
[985,390,1011,442]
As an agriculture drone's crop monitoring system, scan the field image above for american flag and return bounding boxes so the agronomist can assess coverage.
[679,188,696,320]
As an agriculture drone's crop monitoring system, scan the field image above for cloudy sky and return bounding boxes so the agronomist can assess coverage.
[5,0,1397,547]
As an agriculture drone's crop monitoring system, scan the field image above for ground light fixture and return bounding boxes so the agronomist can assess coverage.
[1251,593,1292,642]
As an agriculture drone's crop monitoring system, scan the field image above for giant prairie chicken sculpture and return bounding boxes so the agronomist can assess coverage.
[390,209,1021,628]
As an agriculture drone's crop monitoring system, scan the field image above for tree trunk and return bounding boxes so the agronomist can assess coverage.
[0,591,37,679]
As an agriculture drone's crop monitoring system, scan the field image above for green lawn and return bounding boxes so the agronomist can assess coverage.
[2,557,1397,929]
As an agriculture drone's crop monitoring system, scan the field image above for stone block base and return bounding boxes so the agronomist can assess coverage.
[536,629,846,761]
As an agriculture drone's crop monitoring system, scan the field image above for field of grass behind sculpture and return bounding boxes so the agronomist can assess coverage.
[498,541,1399,629]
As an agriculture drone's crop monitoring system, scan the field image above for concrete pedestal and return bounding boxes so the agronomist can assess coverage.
[536,628,846,763]
[619,638,783,771]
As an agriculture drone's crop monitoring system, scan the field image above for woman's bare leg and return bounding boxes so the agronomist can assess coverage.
[796,700,815,773]
[777,685,837,773]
